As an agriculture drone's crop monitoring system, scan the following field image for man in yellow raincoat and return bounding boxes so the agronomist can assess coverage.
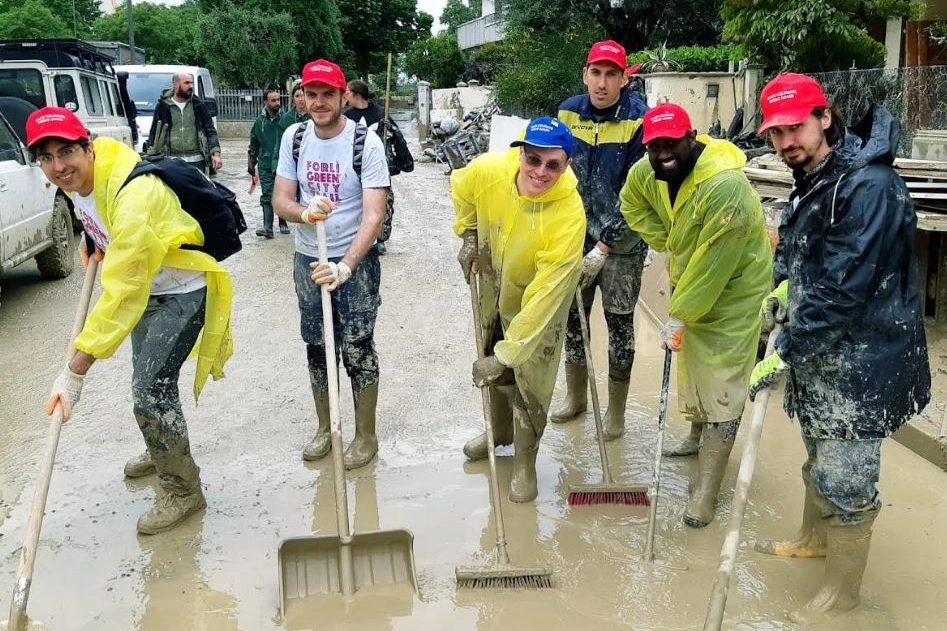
[618,103,771,527]
[28,107,233,535]
[452,116,585,502]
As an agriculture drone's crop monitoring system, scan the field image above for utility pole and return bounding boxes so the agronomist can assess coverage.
[126,0,135,53]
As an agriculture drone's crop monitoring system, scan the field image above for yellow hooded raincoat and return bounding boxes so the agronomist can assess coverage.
[619,137,771,422]
[452,150,585,413]
[72,137,234,400]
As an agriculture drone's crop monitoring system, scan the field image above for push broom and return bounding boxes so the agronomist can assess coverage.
[568,289,649,506]
[455,270,553,589]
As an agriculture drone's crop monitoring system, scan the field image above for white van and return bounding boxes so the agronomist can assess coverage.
[113,64,218,152]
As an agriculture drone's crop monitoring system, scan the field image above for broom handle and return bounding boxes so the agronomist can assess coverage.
[383,53,392,126]
[703,324,782,630]
[317,221,356,597]
[469,272,511,566]
[8,259,98,630]
[643,347,672,562]
[574,289,614,484]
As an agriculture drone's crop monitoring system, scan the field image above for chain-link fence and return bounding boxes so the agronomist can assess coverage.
[216,89,292,121]
[810,65,947,158]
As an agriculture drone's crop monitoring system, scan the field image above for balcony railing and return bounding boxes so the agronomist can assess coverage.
[457,14,505,50]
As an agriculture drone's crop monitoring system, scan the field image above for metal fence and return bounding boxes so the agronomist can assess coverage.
[810,65,947,158]
[216,89,292,121]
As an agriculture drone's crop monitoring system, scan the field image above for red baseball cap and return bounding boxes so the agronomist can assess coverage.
[300,59,346,90]
[642,103,693,144]
[587,40,627,70]
[758,72,828,133]
[26,107,89,148]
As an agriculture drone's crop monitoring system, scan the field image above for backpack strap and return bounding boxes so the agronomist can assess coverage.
[292,120,308,164]
[352,123,367,179]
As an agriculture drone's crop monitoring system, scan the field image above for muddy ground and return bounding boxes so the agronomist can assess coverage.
[1,129,946,631]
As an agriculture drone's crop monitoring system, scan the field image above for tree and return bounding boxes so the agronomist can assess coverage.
[721,0,922,72]
[93,2,203,65]
[36,0,101,37]
[405,32,466,88]
[440,0,480,33]
[199,3,298,88]
[337,0,434,79]
[0,0,70,38]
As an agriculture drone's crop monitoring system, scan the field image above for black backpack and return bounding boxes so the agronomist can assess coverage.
[120,157,247,261]
[379,118,414,176]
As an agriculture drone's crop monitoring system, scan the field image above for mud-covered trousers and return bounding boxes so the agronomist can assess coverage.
[293,250,381,394]
[800,431,882,526]
[563,242,647,382]
[131,287,206,494]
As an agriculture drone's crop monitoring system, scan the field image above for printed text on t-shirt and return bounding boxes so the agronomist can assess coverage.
[306,159,342,201]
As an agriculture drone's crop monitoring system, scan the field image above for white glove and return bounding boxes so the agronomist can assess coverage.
[311,261,352,291]
[46,365,85,422]
[579,246,608,289]
[301,196,335,223]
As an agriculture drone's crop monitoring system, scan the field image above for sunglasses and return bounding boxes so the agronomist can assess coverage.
[522,152,568,173]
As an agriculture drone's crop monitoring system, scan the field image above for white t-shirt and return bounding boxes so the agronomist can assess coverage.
[276,118,390,259]
[71,191,206,296]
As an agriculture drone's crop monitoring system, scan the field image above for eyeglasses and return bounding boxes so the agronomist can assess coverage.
[36,144,84,165]
[522,152,567,173]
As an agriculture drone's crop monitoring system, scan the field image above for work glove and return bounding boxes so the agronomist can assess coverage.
[457,230,478,282]
[660,317,685,352]
[310,261,352,291]
[301,196,335,223]
[472,355,506,388]
[46,365,85,422]
[79,240,103,270]
[760,280,788,333]
[579,245,608,289]
[748,351,788,401]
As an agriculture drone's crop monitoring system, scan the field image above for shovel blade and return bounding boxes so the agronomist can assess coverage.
[278,529,417,608]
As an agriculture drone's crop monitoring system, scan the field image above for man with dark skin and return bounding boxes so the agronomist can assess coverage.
[248,89,289,238]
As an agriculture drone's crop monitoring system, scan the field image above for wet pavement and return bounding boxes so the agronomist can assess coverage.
[0,133,945,630]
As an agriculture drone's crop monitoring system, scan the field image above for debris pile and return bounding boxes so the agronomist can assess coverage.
[421,105,499,172]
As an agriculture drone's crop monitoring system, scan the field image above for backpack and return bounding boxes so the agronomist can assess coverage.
[120,157,247,261]
[379,118,414,175]
[292,121,396,242]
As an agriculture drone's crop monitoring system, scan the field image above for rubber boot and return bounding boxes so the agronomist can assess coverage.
[137,451,205,535]
[509,405,540,503]
[755,483,827,558]
[789,511,878,624]
[602,379,630,441]
[302,390,331,461]
[464,384,515,460]
[683,420,738,528]
[344,383,379,470]
[662,422,703,457]
[550,363,587,423]
[124,450,156,478]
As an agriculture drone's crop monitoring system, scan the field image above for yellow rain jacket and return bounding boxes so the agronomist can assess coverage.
[619,137,771,422]
[452,150,585,412]
[72,137,234,400]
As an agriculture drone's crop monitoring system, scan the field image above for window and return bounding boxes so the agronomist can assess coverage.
[99,80,114,116]
[197,76,206,100]
[80,75,103,115]
[54,75,78,111]
[0,118,25,165]
[0,69,45,109]
[110,83,124,117]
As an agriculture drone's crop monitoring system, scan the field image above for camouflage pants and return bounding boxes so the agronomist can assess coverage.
[294,250,381,393]
[801,432,882,525]
[563,243,647,382]
[130,287,205,494]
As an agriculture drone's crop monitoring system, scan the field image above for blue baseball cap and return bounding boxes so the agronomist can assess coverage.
[510,116,574,157]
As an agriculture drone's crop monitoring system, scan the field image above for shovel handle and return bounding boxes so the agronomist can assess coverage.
[8,259,99,629]
[643,347,672,563]
[703,324,783,631]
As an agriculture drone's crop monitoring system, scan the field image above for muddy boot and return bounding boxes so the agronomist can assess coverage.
[344,383,379,470]
[683,419,738,528]
[756,483,827,558]
[789,512,877,624]
[662,422,703,457]
[464,385,515,460]
[509,405,540,503]
[602,379,630,441]
[124,450,156,478]
[550,363,587,423]
[302,390,332,461]
[137,453,206,535]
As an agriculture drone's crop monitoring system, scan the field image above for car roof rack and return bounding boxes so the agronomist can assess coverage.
[0,39,116,76]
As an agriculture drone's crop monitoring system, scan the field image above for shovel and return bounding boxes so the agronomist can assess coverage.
[278,220,416,614]
[4,259,99,631]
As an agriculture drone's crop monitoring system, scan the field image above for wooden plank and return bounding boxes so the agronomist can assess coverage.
[916,212,947,232]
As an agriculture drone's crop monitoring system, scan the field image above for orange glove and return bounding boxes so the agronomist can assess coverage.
[301,196,335,223]
[660,317,685,352]
[80,240,104,269]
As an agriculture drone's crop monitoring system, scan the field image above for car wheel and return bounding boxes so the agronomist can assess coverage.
[35,196,75,279]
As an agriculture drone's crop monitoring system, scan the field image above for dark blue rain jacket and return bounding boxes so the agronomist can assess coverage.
[774,106,931,439]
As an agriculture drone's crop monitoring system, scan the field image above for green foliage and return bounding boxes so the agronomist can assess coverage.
[31,0,101,37]
[0,0,69,38]
[337,0,434,79]
[405,31,466,88]
[198,2,297,88]
[465,41,513,84]
[627,45,743,73]
[93,2,202,65]
[440,0,480,32]
[721,0,903,72]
